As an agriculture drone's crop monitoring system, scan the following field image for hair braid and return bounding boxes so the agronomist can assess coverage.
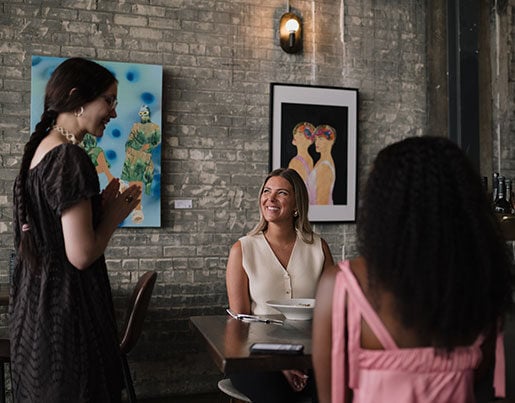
[14,109,57,268]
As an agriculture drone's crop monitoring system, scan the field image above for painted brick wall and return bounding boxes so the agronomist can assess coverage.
[0,0,427,398]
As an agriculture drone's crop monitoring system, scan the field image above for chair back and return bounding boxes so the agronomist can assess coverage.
[0,339,9,361]
[120,271,157,354]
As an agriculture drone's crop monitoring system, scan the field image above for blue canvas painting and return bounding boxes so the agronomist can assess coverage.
[30,55,163,227]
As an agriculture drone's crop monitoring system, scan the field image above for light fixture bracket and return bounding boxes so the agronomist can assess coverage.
[279,12,302,54]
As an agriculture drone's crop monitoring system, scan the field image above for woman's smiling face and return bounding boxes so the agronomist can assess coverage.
[260,175,296,224]
[80,82,118,138]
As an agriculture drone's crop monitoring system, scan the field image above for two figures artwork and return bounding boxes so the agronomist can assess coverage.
[272,83,358,222]
[288,122,336,206]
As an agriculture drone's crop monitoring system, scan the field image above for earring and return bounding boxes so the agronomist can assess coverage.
[74,106,84,117]
[293,210,299,217]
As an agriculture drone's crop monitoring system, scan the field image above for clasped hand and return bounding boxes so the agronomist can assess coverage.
[101,178,141,226]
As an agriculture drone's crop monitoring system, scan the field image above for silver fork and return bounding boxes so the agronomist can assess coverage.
[226,308,284,325]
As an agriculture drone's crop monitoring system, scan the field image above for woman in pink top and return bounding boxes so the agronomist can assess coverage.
[313,136,514,403]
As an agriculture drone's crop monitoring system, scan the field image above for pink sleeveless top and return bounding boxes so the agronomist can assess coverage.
[331,260,506,403]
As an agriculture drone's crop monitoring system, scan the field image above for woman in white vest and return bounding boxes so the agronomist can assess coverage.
[226,167,334,403]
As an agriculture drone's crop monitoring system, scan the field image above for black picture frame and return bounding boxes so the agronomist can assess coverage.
[270,83,358,222]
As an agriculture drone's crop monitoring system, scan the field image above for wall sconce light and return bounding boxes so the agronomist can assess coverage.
[279,12,302,54]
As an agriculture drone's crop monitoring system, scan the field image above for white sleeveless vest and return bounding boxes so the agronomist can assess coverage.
[240,232,325,315]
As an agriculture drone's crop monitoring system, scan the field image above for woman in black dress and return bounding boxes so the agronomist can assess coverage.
[10,57,141,402]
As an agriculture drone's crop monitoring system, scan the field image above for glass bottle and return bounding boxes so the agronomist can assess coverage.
[495,176,512,214]
[492,172,499,203]
[506,178,513,213]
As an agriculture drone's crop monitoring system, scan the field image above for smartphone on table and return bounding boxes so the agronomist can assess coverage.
[249,343,304,355]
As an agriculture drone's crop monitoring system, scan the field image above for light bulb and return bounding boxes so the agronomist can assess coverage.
[285,18,299,33]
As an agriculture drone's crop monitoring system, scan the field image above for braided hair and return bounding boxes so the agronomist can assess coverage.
[14,57,116,269]
[357,136,514,348]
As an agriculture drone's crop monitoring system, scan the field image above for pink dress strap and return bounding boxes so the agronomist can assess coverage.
[338,261,398,350]
[332,260,399,402]
[494,328,506,397]
[338,260,401,392]
[331,266,347,403]
[331,261,348,402]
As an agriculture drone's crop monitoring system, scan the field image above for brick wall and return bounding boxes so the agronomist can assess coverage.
[493,1,515,177]
[506,1,515,173]
[0,0,427,398]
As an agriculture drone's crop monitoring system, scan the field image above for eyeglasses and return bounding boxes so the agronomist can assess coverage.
[101,95,118,110]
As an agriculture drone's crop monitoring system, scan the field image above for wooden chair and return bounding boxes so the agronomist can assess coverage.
[0,338,10,403]
[0,252,14,403]
[119,271,157,403]
[217,378,313,403]
[218,378,252,403]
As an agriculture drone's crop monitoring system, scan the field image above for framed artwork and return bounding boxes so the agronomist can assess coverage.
[270,83,358,222]
[30,55,163,227]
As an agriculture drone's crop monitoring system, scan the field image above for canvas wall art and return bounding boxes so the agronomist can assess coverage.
[30,55,163,227]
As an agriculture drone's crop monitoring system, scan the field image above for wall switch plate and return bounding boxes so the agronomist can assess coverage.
[174,199,192,209]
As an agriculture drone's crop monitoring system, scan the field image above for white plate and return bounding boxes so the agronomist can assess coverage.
[266,298,315,320]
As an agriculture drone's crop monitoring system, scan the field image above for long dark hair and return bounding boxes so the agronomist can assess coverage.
[357,136,514,348]
[14,57,117,268]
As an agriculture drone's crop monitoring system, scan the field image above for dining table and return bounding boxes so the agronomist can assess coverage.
[189,314,313,374]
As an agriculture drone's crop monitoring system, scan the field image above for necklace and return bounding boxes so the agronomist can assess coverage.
[264,232,296,269]
[264,232,296,250]
[52,125,79,145]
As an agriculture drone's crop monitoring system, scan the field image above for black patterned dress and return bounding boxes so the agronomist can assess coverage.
[10,144,122,402]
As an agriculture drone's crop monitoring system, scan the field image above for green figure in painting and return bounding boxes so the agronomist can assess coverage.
[121,104,161,223]
[82,133,115,183]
